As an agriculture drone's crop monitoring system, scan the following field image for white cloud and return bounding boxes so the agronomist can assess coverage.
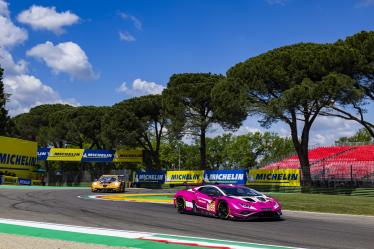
[132,78,165,94]
[0,15,28,48]
[0,3,77,116]
[0,0,9,17]
[116,82,128,93]
[0,48,27,75]
[234,126,262,136]
[4,74,79,116]
[116,78,165,96]
[118,12,142,30]
[17,5,79,34]
[309,116,361,146]
[119,31,136,42]
[27,41,97,80]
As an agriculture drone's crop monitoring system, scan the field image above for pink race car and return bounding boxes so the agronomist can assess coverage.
[174,185,282,220]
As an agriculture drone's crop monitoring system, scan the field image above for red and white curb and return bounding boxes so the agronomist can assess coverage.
[0,218,305,249]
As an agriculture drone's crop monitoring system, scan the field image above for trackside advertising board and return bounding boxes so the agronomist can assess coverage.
[37,147,50,161]
[38,148,141,163]
[113,149,143,163]
[203,169,247,184]
[47,148,84,161]
[247,169,301,186]
[134,171,165,184]
[18,178,32,185]
[0,136,37,178]
[81,149,115,162]
[165,170,204,184]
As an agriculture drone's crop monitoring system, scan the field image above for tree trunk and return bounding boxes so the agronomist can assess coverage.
[199,127,206,170]
[289,123,313,187]
[297,143,313,187]
[152,150,161,170]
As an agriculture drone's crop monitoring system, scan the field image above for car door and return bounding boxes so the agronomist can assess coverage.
[195,187,214,210]
[206,188,221,214]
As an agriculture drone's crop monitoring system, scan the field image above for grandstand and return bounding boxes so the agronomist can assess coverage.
[264,145,374,182]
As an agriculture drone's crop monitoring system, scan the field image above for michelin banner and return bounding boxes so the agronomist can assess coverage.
[165,170,204,184]
[47,148,84,161]
[247,169,301,186]
[113,149,143,163]
[37,148,141,163]
[0,136,37,176]
[81,149,115,162]
[134,171,165,184]
[37,147,50,161]
[203,169,247,184]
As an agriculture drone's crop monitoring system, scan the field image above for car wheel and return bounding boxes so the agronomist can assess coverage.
[217,201,230,219]
[176,197,185,214]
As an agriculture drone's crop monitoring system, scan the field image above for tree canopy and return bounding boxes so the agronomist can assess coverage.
[163,73,225,169]
[321,31,374,138]
[112,95,168,169]
[213,42,362,186]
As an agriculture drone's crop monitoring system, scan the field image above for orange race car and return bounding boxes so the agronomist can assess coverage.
[91,175,126,193]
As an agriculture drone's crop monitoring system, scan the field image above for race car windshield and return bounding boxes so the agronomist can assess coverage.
[99,176,117,182]
[220,186,262,196]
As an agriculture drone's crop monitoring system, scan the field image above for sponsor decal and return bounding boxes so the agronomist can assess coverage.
[165,170,204,184]
[203,169,247,184]
[248,169,301,186]
[47,148,84,161]
[134,171,165,184]
[81,149,115,162]
[113,149,143,163]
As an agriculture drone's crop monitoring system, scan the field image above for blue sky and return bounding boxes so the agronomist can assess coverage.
[1,0,374,145]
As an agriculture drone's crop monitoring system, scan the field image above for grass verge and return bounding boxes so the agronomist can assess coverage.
[269,192,374,216]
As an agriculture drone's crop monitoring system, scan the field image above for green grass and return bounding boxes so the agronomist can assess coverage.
[269,193,374,216]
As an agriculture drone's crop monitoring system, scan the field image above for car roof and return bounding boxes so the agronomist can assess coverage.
[201,184,242,188]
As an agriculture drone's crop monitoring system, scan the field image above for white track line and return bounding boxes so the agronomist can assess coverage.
[0,218,305,249]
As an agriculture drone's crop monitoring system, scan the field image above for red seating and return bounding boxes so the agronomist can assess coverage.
[263,145,374,180]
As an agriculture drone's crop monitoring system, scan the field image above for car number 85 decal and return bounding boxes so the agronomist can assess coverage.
[207,201,216,212]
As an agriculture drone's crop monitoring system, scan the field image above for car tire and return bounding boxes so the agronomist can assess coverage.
[176,196,186,214]
[217,201,230,219]
[192,201,198,214]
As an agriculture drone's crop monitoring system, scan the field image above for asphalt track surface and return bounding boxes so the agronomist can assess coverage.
[0,188,373,249]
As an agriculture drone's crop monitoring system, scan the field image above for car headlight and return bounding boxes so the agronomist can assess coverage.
[93,182,98,186]
[114,181,120,186]
[239,203,251,209]
[274,202,279,209]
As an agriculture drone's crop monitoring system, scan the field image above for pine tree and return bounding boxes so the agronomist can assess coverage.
[0,67,9,135]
